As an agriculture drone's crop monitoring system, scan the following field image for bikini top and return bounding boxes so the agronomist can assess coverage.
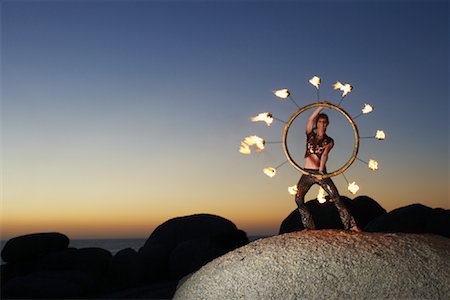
[304,131,333,159]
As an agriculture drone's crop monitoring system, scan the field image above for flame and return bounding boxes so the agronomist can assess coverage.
[317,187,326,204]
[239,142,251,154]
[239,135,265,154]
[362,104,373,114]
[251,112,273,126]
[348,182,359,194]
[273,89,290,99]
[375,130,385,140]
[368,159,378,170]
[263,167,276,178]
[309,76,321,89]
[288,185,298,195]
[333,81,353,97]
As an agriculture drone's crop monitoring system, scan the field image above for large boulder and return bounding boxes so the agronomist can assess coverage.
[174,230,450,299]
[279,196,386,233]
[1,270,98,299]
[1,247,113,299]
[142,214,239,250]
[1,233,69,263]
[364,203,450,238]
[139,214,248,282]
[169,229,248,279]
[109,248,145,288]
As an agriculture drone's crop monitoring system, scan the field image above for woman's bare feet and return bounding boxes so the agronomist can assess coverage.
[350,226,362,232]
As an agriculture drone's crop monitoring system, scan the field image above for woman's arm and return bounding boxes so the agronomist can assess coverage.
[319,141,334,173]
[306,104,325,134]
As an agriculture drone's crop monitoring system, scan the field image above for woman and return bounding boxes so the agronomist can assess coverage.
[295,102,360,231]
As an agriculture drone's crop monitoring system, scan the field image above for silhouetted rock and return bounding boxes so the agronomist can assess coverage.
[139,214,248,281]
[2,270,98,299]
[138,243,170,282]
[174,231,450,299]
[35,248,79,272]
[76,247,112,278]
[279,196,386,234]
[143,214,238,251]
[1,214,249,298]
[109,248,145,288]
[350,195,387,228]
[364,203,450,238]
[99,280,179,299]
[1,233,69,263]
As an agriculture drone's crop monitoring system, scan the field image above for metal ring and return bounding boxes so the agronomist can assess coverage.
[282,102,359,179]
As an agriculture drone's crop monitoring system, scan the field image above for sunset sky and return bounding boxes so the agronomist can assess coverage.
[2,1,448,239]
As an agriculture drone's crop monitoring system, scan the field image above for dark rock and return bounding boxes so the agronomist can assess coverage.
[1,270,97,299]
[98,280,178,299]
[169,238,212,279]
[138,214,246,282]
[279,196,386,234]
[1,232,69,263]
[1,259,38,286]
[210,229,249,250]
[169,230,249,280]
[137,243,170,282]
[364,203,450,238]
[425,208,450,238]
[35,248,79,272]
[143,214,238,251]
[109,248,145,288]
[76,247,112,279]
[349,196,387,228]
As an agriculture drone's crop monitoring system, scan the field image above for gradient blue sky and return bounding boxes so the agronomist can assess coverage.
[1,0,449,239]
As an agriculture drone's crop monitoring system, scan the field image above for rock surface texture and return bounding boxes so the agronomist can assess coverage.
[174,230,450,299]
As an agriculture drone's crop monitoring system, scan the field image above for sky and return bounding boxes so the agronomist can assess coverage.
[1,0,449,239]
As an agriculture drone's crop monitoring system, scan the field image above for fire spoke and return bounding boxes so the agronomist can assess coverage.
[251,112,273,126]
[317,187,327,203]
[288,185,298,195]
[239,135,265,154]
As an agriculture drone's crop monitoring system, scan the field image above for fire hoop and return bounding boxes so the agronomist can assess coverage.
[282,102,360,179]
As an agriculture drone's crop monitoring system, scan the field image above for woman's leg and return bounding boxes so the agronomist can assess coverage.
[320,178,358,230]
[295,175,316,229]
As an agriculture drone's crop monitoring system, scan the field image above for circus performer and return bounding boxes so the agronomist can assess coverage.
[295,102,360,231]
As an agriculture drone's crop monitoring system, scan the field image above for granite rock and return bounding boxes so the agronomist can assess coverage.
[175,230,450,299]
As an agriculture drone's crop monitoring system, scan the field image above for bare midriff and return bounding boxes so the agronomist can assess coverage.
[304,155,320,170]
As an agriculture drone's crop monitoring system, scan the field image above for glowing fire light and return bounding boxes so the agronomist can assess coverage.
[368,159,378,170]
[375,130,385,140]
[362,104,373,114]
[263,167,276,178]
[309,76,321,89]
[239,135,265,154]
[348,182,360,194]
[239,142,251,154]
[251,112,273,126]
[273,89,290,99]
[288,185,298,195]
[317,187,326,203]
[333,81,353,97]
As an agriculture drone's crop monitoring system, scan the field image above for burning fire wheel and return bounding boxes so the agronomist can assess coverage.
[240,76,385,196]
[282,102,359,179]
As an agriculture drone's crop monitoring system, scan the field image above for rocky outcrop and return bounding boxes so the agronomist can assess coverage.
[139,214,248,280]
[1,214,248,299]
[1,233,69,263]
[279,195,386,233]
[174,230,450,299]
[364,203,450,238]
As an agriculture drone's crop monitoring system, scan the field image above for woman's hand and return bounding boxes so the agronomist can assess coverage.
[316,170,325,180]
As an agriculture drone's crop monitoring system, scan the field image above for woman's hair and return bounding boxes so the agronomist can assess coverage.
[315,113,329,127]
